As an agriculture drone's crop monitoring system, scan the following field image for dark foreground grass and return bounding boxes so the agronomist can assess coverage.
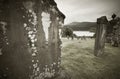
[61,38,120,79]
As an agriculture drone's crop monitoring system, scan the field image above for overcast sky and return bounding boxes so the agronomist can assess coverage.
[55,0,120,24]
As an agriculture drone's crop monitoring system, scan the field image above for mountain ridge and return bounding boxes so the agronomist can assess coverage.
[64,22,97,32]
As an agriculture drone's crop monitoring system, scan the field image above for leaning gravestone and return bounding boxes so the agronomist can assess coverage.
[0,0,65,79]
[94,16,108,56]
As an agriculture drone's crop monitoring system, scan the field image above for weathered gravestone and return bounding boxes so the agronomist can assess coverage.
[0,0,65,79]
[94,16,108,56]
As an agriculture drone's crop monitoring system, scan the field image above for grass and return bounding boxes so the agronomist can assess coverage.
[61,38,120,79]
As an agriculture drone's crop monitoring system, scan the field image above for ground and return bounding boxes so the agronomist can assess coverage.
[61,38,120,79]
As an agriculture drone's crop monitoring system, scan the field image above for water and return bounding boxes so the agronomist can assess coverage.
[73,31,95,36]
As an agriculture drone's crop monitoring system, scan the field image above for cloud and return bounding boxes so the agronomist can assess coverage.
[55,0,120,24]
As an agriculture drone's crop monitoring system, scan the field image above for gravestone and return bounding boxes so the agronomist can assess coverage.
[94,16,108,56]
[0,0,65,79]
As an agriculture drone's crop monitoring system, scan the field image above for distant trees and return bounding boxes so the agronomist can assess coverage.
[61,27,73,39]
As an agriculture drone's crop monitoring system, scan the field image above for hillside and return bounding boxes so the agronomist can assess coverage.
[64,22,97,32]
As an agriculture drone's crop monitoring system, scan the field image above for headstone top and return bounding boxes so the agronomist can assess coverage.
[97,16,108,24]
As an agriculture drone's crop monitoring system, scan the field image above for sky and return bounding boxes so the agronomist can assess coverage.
[55,0,120,24]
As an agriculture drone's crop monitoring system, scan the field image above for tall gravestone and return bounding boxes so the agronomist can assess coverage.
[0,0,65,79]
[94,16,108,56]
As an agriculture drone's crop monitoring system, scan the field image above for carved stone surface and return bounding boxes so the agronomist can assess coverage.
[0,0,65,79]
[94,16,108,56]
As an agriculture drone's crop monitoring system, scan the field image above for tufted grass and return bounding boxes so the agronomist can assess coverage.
[61,38,120,79]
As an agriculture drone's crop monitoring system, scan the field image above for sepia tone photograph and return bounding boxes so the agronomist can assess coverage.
[0,0,120,79]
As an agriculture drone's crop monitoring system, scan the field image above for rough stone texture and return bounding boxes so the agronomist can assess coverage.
[94,16,108,56]
[106,16,120,46]
[0,0,65,79]
[110,18,120,47]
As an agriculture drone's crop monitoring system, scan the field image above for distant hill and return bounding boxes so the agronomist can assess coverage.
[64,22,97,32]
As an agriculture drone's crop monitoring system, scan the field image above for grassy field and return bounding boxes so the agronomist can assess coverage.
[61,38,120,79]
